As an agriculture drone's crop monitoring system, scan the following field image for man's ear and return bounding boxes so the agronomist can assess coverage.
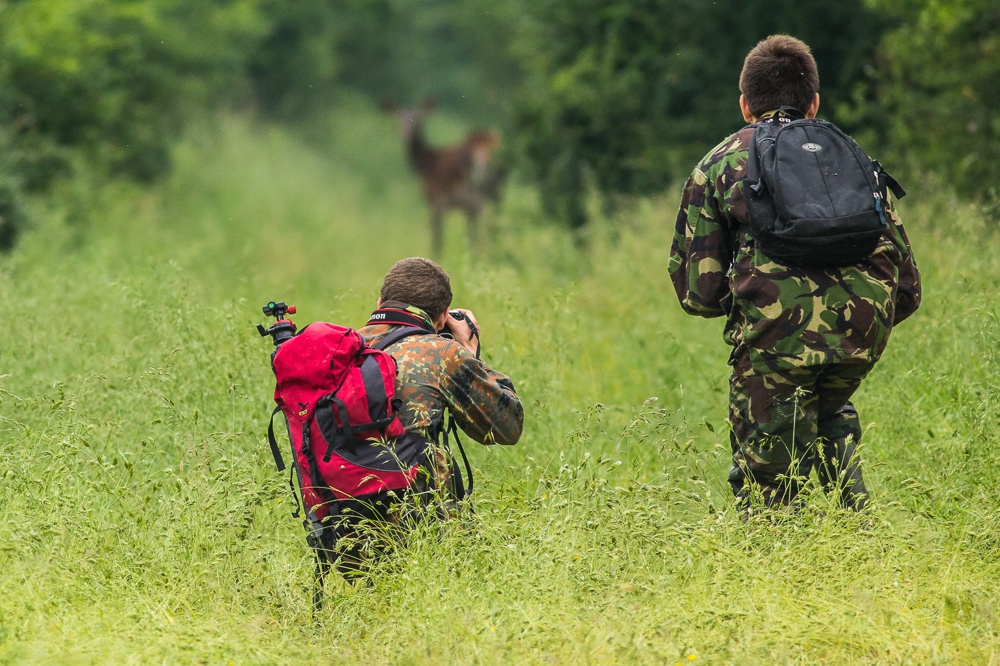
[740,94,754,123]
[434,310,449,333]
[376,297,382,308]
[805,92,820,119]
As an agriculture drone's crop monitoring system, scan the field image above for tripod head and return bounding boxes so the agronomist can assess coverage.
[256,300,297,347]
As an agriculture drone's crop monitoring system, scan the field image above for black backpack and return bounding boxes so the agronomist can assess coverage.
[744,111,905,266]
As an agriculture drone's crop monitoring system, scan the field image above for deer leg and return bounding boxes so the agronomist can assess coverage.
[464,200,482,250]
[430,207,444,258]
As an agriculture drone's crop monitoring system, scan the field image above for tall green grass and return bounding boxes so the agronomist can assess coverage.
[1,102,998,664]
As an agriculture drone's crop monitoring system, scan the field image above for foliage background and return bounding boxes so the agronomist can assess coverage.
[853,0,1000,205]
[1,1,999,663]
[508,0,889,227]
[0,0,997,244]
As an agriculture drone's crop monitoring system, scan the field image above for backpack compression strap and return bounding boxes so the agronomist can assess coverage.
[745,124,764,194]
[873,160,907,200]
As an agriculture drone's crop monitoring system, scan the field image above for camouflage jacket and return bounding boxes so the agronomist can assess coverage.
[668,109,922,372]
[359,302,523,446]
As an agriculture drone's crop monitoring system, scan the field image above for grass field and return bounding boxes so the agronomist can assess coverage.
[1,100,999,664]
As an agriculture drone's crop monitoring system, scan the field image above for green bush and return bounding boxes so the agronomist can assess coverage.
[855,0,1000,207]
[508,0,887,228]
[0,0,265,247]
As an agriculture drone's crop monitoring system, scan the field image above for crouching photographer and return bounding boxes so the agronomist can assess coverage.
[258,256,522,602]
[335,256,523,574]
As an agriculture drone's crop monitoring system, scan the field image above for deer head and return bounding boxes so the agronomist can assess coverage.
[381,98,436,143]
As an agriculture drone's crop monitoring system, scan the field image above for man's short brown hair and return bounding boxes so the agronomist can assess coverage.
[379,257,453,319]
[739,35,819,118]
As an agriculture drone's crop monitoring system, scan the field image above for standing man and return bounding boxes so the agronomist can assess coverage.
[668,35,920,514]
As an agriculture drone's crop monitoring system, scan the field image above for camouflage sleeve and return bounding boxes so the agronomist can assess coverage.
[668,165,733,319]
[441,349,523,446]
[883,198,921,323]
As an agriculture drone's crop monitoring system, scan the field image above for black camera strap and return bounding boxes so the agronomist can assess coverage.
[443,414,474,500]
[467,323,481,360]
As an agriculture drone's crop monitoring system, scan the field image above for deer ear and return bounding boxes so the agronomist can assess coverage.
[380,99,398,113]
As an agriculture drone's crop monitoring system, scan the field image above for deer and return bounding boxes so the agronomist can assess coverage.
[381,98,504,257]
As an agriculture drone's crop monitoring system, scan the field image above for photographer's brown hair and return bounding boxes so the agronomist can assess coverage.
[739,35,819,118]
[380,257,453,319]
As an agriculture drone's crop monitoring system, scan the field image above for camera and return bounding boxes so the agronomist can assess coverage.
[443,309,481,359]
[443,309,472,337]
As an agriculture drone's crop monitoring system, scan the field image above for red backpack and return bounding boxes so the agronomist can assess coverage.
[265,319,435,518]
[257,302,470,604]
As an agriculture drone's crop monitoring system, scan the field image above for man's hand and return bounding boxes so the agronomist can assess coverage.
[446,309,480,356]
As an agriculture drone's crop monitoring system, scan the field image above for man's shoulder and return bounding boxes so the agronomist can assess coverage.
[360,324,468,371]
[696,126,755,175]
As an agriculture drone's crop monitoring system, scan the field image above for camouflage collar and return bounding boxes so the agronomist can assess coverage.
[757,106,807,125]
[367,301,436,331]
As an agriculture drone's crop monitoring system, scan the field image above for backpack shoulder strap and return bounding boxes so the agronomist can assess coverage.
[370,325,476,499]
[267,405,286,471]
[744,122,778,194]
[745,125,763,193]
[371,325,431,351]
[873,160,906,200]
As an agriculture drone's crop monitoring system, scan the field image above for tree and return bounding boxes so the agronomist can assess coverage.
[0,0,265,249]
[330,0,522,122]
[246,0,340,117]
[856,0,1000,206]
[508,0,888,229]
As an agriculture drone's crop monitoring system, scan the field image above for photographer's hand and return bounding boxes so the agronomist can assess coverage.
[446,309,480,356]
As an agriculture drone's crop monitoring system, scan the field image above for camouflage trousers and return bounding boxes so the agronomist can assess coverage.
[727,352,874,512]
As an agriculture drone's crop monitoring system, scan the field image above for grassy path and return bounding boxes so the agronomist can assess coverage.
[1,109,998,664]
